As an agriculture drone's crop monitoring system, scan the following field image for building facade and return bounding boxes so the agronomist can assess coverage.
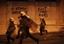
[0,0,64,35]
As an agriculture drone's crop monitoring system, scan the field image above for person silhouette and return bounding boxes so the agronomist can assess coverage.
[6,17,16,44]
[39,18,47,36]
[16,11,39,44]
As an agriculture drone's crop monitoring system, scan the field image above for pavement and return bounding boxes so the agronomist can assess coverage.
[0,32,64,44]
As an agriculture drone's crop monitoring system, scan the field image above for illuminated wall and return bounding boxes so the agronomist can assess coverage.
[0,0,64,35]
[0,2,7,35]
[6,2,58,33]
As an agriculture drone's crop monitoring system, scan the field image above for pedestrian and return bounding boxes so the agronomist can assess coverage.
[39,18,47,36]
[17,11,39,44]
[6,17,16,44]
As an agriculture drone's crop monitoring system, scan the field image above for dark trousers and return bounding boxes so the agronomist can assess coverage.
[40,26,47,36]
[19,32,38,44]
[40,26,45,35]
[6,31,14,44]
[19,26,39,44]
[18,26,39,44]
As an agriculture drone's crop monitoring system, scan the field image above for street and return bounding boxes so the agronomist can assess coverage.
[0,32,64,44]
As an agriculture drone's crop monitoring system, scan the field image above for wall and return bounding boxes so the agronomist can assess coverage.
[0,2,7,35]
[0,0,64,35]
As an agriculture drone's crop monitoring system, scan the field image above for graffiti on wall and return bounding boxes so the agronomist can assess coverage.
[38,6,48,17]
[11,7,27,14]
